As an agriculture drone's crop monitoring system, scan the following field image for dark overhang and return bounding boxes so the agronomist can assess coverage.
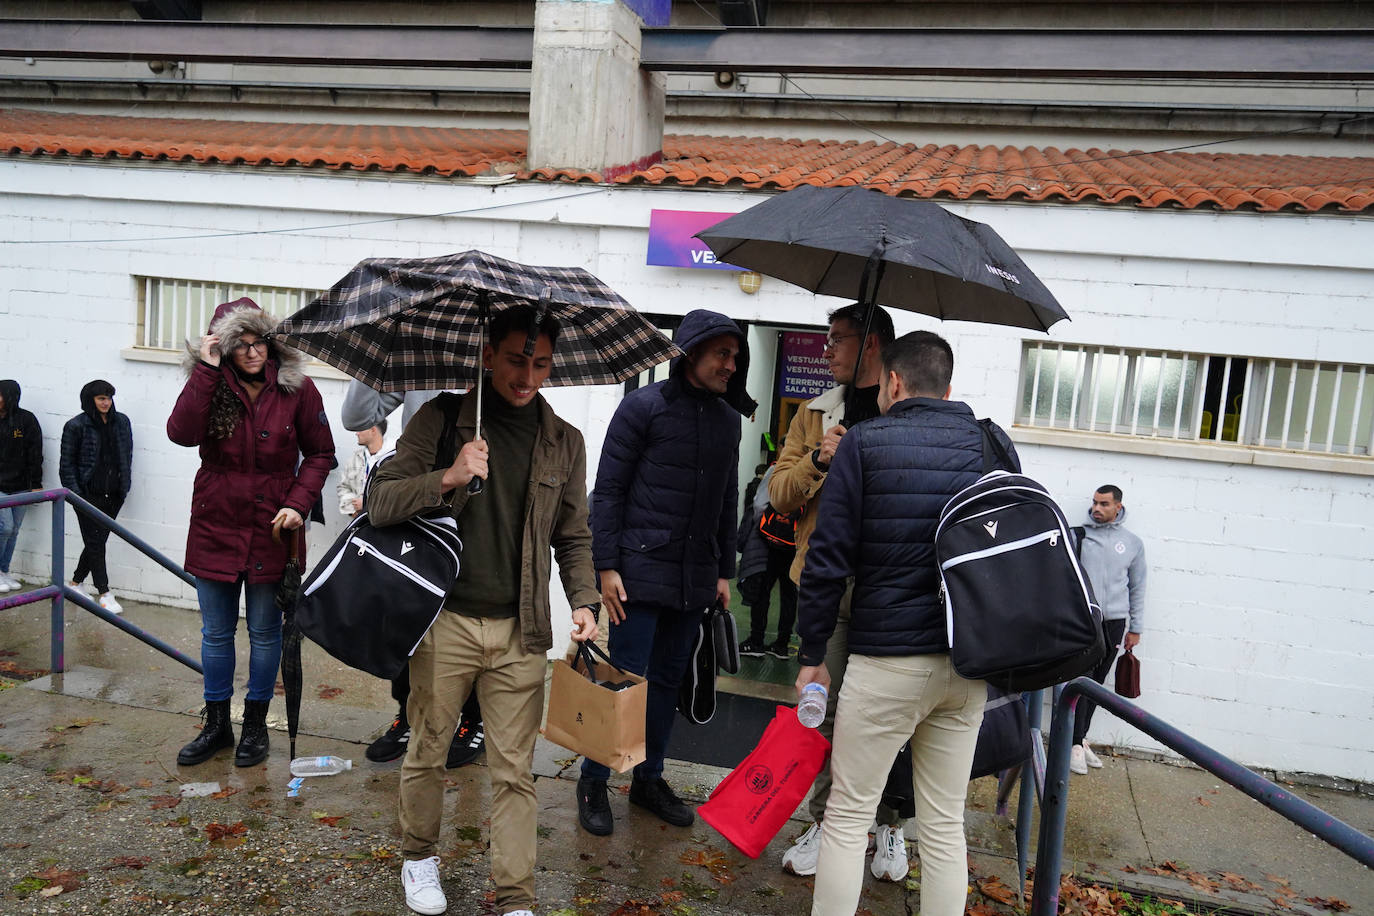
[2,20,1371,81]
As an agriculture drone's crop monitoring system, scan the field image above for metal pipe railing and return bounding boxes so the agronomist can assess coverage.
[0,488,200,676]
[1030,677,1374,914]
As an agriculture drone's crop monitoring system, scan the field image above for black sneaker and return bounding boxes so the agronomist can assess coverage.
[365,713,410,763]
[629,777,694,828]
[445,716,485,769]
[576,776,614,836]
[738,638,766,658]
[766,640,792,659]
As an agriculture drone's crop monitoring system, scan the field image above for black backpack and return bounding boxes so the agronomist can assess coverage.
[934,422,1106,691]
[758,503,802,549]
[295,394,464,680]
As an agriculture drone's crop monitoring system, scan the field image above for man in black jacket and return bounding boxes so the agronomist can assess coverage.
[576,309,753,838]
[795,331,1018,916]
[0,379,43,592]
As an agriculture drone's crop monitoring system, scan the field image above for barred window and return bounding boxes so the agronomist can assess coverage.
[1017,343,1374,457]
[135,277,323,351]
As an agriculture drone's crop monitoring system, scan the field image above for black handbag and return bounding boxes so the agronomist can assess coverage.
[676,603,739,725]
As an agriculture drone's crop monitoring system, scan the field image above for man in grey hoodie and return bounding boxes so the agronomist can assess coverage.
[1071,484,1146,775]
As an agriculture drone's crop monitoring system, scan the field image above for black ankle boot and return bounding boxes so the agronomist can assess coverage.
[177,700,234,766]
[234,698,271,767]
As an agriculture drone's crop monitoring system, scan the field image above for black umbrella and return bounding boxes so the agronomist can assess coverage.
[273,520,303,760]
[695,184,1068,333]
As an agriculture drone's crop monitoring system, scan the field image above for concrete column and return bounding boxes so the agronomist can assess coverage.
[527,0,665,176]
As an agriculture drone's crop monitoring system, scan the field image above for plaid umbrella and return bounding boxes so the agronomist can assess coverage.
[273,521,304,760]
[272,250,679,393]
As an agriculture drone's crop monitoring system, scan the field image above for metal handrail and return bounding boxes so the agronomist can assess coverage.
[0,488,200,675]
[1030,677,1374,914]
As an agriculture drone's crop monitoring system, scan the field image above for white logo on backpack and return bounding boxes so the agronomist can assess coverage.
[983,520,999,539]
[401,541,415,556]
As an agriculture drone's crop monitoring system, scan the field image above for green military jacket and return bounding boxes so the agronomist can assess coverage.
[368,389,599,654]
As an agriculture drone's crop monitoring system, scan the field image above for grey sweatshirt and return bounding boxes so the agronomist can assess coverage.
[1079,506,1146,633]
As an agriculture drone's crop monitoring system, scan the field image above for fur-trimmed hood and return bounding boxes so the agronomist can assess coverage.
[181,297,308,392]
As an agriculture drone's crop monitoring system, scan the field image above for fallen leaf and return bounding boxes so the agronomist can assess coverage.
[1195,796,1212,806]
[39,885,63,898]
[317,685,344,700]
[1306,896,1351,912]
[205,822,248,841]
[33,865,85,891]
[148,795,182,809]
[977,875,1019,905]
[106,856,152,870]
[210,786,240,799]
[312,811,346,827]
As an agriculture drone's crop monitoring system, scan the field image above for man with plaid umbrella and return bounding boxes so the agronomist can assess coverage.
[368,305,600,916]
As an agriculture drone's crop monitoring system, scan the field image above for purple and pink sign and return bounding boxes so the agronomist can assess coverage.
[779,332,832,399]
[646,209,742,271]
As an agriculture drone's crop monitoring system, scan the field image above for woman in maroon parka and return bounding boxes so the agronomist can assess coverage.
[167,298,334,768]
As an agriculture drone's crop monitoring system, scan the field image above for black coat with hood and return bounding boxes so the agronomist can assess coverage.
[60,382,134,500]
[591,310,755,612]
[0,380,44,493]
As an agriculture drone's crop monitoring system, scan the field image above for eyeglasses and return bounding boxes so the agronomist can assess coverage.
[823,333,861,351]
[232,340,269,355]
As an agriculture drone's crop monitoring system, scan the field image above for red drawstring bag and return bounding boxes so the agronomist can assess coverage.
[699,705,831,859]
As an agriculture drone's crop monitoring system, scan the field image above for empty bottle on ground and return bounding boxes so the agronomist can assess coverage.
[289,755,353,777]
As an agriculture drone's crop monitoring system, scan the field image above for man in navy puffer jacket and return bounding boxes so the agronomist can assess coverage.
[576,309,754,837]
[796,330,1018,916]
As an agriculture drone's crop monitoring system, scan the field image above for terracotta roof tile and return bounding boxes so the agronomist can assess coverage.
[2,107,1370,213]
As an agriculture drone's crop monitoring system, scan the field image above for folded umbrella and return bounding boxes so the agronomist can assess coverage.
[272,520,304,760]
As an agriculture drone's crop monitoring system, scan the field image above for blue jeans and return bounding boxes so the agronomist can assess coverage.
[196,577,281,703]
[582,601,705,784]
[0,494,27,573]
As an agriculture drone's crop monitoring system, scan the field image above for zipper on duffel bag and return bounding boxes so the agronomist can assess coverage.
[303,536,449,599]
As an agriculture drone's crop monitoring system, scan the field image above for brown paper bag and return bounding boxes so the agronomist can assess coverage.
[542,641,647,773]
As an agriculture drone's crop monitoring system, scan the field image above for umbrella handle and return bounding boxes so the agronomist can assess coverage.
[467,476,484,495]
[271,518,301,561]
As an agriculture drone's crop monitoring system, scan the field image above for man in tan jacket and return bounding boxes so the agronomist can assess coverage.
[369,305,600,916]
[768,302,912,882]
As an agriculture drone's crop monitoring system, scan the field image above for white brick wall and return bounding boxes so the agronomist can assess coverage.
[2,160,1371,780]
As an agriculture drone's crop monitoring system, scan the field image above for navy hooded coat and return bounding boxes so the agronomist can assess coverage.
[590,310,754,612]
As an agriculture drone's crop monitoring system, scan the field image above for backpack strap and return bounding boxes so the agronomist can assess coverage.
[978,418,1015,474]
[430,392,464,471]
[1070,526,1086,561]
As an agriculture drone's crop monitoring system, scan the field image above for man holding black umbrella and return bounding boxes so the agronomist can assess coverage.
[768,303,916,882]
[368,305,600,916]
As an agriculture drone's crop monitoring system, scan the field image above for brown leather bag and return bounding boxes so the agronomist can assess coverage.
[1115,647,1141,699]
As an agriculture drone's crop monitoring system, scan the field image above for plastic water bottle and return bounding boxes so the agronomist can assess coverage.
[796,683,828,728]
[289,755,353,777]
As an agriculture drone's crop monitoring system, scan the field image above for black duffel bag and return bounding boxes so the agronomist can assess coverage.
[295,395,463,679]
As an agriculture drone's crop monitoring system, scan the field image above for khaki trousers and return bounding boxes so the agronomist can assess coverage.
[806,586,902,828]
[399,612,546,913]
[812,653,985,916]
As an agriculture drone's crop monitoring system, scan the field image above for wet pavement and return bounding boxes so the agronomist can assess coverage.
[1,592,1370,914]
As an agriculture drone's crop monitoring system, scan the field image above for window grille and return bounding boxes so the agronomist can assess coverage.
[1017,342,1374,457]
[136,277,323,351]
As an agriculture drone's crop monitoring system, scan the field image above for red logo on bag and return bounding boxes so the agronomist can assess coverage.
[745,765,773,794]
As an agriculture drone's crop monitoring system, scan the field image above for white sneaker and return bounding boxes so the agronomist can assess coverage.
[870,824,909,882]
[400,855,446,915]
[68,580,96,596]
[0,573,19,591]
[1082,742,1104,769]
[781,821,822,876]
[98,592,123,615]
[1070,745,1089,775]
